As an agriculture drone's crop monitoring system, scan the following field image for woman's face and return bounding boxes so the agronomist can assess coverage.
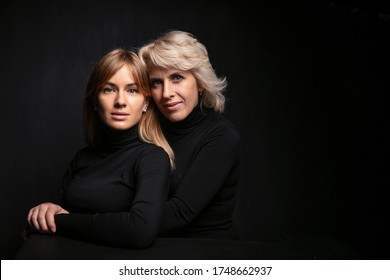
[148,65,203,122]
[97,65,148,130]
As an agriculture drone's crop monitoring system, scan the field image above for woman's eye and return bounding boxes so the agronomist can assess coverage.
[103,87,115,93]
[127,88,139,94]
[172,75,183,82]
[150,79,162,88]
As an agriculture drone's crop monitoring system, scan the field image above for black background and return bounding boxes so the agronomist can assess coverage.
[1,0,389,259]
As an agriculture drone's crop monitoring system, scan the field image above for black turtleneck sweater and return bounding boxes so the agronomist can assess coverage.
[159,104,240,238]
[54,125,171,248]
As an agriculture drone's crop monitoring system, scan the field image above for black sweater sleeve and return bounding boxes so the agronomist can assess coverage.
[55,148,170,249]
[160,124,240,234]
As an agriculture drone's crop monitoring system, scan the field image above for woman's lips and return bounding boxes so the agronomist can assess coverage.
[111,112,129,120]
[164,102,182,111]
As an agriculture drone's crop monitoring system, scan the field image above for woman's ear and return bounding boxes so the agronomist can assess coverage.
[91,97,99,111]
[143,99,149,112]
[197,81,205,94]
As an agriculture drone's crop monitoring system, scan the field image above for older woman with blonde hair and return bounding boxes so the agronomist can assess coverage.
[139,30,240,239]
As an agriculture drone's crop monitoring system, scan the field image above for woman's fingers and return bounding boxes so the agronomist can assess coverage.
[27,203,57,233]
[46,207,58,233]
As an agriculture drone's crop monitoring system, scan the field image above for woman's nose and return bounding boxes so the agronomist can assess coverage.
[114,92,127,108]
[162,81,175,98]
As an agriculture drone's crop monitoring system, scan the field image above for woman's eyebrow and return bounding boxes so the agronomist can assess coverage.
[104,82,138,87]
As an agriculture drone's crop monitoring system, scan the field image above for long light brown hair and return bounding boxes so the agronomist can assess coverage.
[83,48,174,169]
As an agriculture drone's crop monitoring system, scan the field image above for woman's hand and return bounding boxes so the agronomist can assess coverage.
[27,202,69,233]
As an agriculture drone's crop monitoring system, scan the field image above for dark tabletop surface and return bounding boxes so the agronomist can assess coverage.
[14,233,358,260]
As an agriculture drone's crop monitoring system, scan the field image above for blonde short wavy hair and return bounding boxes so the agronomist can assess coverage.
[138,30,227,113]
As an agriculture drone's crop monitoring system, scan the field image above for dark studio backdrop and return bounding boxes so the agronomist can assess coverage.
[0,0,388,259]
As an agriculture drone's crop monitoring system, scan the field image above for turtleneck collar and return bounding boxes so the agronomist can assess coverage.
[99,123,139,152]
[159,102,208,134]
